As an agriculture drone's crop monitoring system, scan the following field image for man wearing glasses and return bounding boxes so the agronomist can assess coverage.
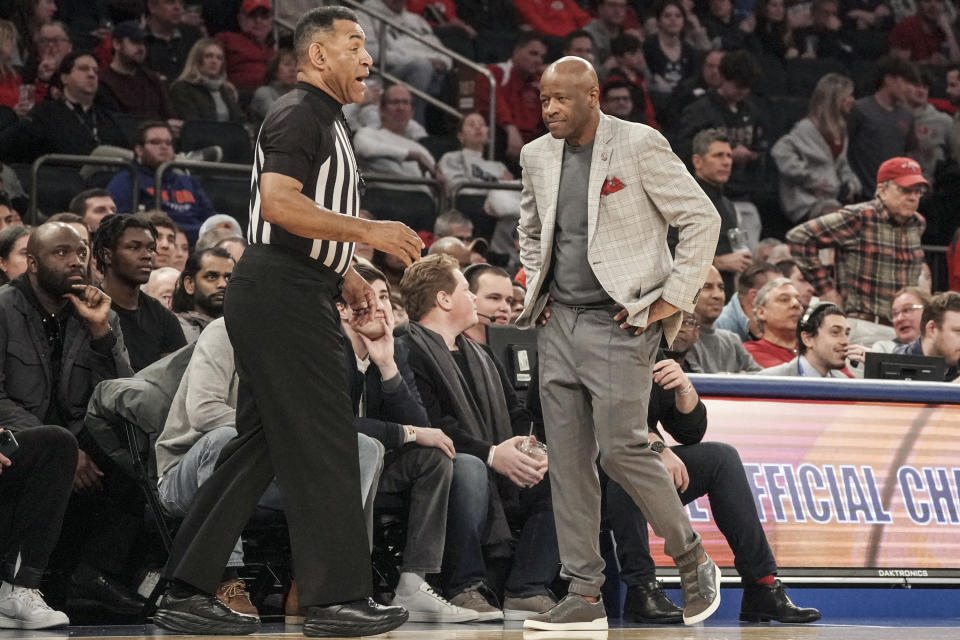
[786,157,928,348]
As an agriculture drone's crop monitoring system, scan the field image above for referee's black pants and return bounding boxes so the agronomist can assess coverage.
[164,244,371,607]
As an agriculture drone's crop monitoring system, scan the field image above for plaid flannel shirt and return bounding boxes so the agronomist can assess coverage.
[786,198,925,320]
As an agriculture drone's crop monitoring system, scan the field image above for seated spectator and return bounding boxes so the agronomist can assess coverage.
[169,38,245,124]
[172,247,234,344]
[510,281,526,323]
[98,21,176,121]
[427,236,472,270]
[432,209,474,244]
[585,0,636,65]
[906,70,953,188]
[756,238,791,264]
[0,221,141,615]
[356,0,452,124]
[894,291,960,382]
[0,195,22,231]
[841,0,894,58]
[513,0,591,39]
[68,188,117,231]
[703,0,750,50]
[0,225,29,284]
[604,34,658,128]
[662,50,724,134]
[172,228,190,270]
[871,286,930,352]
[463,264,515,344]
[142,266,181,310]
[215,0,277,94]
[750,0,799,59]
[406,0,478,60]
[0,424,77,630]
[794,0,854,58]
[7,0,57,68]
[758,302,864,376]
[23,21,73,103]
[340,262,477,623]
[715,261,780,341]
[107,122,217,243]
[745,277,803,367]
[601,78,638,122]
[398,254,559,621]
[144,0,203,82]
[0,51,129,163]
[248,48,297,125]
[677,51,768,203]
[136,210,180,269]
[0,19,23,112]
[771,73,861,223]
[889,0,960,64]
[686,267,762,373]
[775,259,816,307]
[474,32,548,162]
[645,2,702,98]
[787,157,927,346]
[93,214,187,371]
[563,29,597,65]
[847,56,919,194]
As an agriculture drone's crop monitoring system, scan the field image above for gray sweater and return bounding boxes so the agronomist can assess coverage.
[686,325,761,373]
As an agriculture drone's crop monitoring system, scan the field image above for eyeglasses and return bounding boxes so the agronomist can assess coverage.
[890,304,924,320]
[895,184,927,196]
[681,317,700,329]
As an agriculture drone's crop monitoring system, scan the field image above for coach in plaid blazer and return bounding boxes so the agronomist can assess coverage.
[516,58,723,630]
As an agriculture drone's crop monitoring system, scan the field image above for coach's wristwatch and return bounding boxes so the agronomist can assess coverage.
[650,440,665,454]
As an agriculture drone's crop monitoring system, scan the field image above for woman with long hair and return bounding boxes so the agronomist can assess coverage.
[751,0,799,60]
[771,73,862,222]
[248,48,297,125]
[0,19,23,110]
[644,1,702,96]
[8,0,56,66]
[169,38,244,123]
[0,224,30,284]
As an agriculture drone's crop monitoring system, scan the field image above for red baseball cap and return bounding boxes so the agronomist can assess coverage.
[876,157,928,188]
[241,0,272,14]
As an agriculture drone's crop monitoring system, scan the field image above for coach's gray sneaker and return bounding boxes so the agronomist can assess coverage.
[522,594,608,631]
[678,552,722,625]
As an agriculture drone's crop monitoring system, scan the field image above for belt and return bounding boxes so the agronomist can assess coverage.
[847,312,893,327]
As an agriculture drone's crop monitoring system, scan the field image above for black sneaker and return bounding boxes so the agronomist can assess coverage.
[623,580,683,623]
[739,580,821,623]
[154,592,260,635]
[303,597,408,637]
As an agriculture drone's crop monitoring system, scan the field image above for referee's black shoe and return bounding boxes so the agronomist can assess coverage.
[154,592,260,635]
[303,597,408,637]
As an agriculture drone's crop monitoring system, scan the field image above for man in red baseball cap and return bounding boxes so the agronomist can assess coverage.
[784,156,927,348]
[215,0,276,91]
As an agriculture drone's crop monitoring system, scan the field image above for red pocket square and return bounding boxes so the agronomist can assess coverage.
[601,176,625,196]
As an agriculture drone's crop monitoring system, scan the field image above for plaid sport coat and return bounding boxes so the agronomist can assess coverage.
[516,113,721,345]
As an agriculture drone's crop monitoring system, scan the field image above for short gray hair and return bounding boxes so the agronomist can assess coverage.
[691,128,729,159]
[433,209,473,237]
[753,277,792,312]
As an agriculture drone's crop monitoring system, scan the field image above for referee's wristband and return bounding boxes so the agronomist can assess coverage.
[487,445,497,467]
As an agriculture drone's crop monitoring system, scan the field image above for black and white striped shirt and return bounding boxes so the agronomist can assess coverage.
[249,82,360,276]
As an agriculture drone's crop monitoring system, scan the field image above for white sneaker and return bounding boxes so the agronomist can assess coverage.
[390,581,479,623]
[0,582,70,629]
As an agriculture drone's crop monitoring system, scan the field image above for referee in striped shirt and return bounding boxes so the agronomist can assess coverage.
[155,7,423,637]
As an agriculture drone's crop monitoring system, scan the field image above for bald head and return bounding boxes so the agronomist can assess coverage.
[26,222,85,256]
[428,236,471,270]
[540,57,601,146]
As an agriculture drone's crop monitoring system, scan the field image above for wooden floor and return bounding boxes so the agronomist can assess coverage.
[1,620,958,640]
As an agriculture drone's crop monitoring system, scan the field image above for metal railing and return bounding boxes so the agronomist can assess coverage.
[29,155,138,224]
[153,160,252,212]
[449,180,522,200]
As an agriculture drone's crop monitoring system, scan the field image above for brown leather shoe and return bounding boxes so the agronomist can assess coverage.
[215,579,258,618]
[284,580,304,625]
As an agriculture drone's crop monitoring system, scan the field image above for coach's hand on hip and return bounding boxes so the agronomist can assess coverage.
[366,220,423,266]
[615,298,678,335]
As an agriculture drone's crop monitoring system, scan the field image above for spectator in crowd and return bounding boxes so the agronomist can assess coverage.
[905,70,952,187]
[169,38,245,124]
[474,32,548,161]
[136,210,180,269]
[24,21,72,102]
[0,19,23,112]
[758,302,864,376]
[171,247,234,344]
[0,224,29,284]
[889,0,960,64]
[172,228,189,270]
[703,0,749,51]
[600,79,638,122]
[248,48,297,125]
[715,261,780,341]
[771,73,861,223]
[107,122,217,244]
[793,0,854,59]
[663,50,725,133]
[141,265,181,310]
[585,0,636,65]
[215,0,276,94]
[0,194,21,231]
[7,0,58,67]
[749,0,799,60]
[433,210,475,244]
[356,0,452,123]
[775,259,816,307]
[513,0,591,39]
[398,254,559,622]
[745,277,803,367]
[510,281,526,323]
[68,189,117,231]
[463,264,515,345]
[895,291,960,382]
[0,52,129,163]
[340,262,477,623]
[787,157,927,346]
[842,0,894,59]
[0,221,141,615]
[678,51,768,203]
[427,236,472,270]
[406,0,479,60]
[645,1,700,97]
[604,34,658,128]
[98,21,176,121]
[0,422,76,630]
[93,214,187,371]
[755,238,791,264]
[872,286,930,352]
[562,28,596,65]
[686,267,762,373]
[847,56,919,194]
[144,0,203,81]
